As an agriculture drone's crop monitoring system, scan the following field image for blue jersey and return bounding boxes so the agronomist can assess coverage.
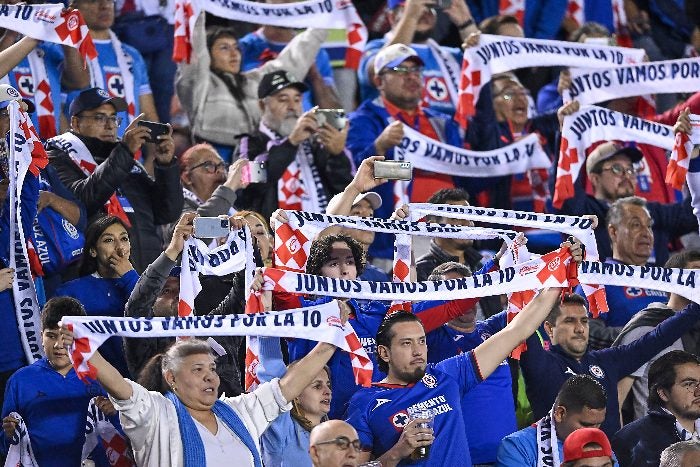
[599,281,667,327]
[1,358,116,467]
[426,312,516,464]
[7,43,64,137]
[66,40,152,136]
[358,39,461,117]
[346,351,482,466]
[239,30,335,111]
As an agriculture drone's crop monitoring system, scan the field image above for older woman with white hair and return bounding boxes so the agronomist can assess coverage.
[63,327,342,466]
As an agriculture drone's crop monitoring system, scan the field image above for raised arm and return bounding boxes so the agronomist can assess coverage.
[0,33,38,77]
[325,156,387,216]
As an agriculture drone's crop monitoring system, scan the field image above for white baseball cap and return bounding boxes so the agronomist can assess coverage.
[352,191,382,210]
[374,43,424,75]
[0,84,35,113]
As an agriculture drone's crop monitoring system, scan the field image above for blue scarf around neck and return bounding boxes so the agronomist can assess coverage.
[165,391,263,467]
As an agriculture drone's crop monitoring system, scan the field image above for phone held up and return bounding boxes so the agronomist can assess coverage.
[137,120,170,143]
[193,217,231,238]
[241,161,267,184]
[373,160,413,181]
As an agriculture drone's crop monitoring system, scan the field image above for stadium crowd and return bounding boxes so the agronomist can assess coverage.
[0,0,700,465]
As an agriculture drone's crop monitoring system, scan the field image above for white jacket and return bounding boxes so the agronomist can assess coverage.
[110,378,291,466]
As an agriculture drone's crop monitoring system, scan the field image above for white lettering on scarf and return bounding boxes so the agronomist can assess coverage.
[88,31,136,121]
[455,34,645,123]
[554,105,673,208]
[173,0,366,68]
[63,301,374,386]
[9,101,44,363]
[396,125,551,177]
[567,58,700,106]
[0,5,96,61]
[4,412,38,467]
[536,407,560,467]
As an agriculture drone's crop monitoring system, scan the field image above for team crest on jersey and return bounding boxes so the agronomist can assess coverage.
[61,218,79,240]
[390,410,409,430]
[624,287,644,298]
[480,332,491,341]
[589,365,605,379]
[421,374,437,388]
[424,76,450,102]
[106,73,126,98]
[14,74,35,97]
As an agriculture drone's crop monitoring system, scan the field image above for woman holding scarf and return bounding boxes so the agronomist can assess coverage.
[57,215,138,378]
[60,317,346,467]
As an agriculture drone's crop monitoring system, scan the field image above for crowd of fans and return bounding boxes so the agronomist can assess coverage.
[0,0,700,465]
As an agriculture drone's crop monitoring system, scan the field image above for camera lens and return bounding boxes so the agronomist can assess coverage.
[221,220,228,228]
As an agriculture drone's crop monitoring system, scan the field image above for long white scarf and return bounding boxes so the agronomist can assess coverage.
[396,125,551,177]
[47,131,132,226]
[4,412,38,467]
[25,49,57,139]
[425,39,461,108]
[8,100,45,364]
[0,5,96,61]
[553,105,674,209]
[173,0,366,69]
[535,407,560,467]
[82,397,135,466]
[88,31,136,122]
[273,209,516,272]
[456,34,645,124]
[62,301,374,386]
[566,58,700,106]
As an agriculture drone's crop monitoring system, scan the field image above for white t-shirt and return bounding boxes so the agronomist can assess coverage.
[194,415,254,466]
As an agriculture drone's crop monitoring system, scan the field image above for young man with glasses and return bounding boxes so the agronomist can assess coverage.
[309,420,361,467]
[47,87,183,273]
[612,351,700,465]
[558,139,697,267]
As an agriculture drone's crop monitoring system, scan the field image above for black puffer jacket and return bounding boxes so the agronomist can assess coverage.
[611,408,681,467]
[47,132,183,272]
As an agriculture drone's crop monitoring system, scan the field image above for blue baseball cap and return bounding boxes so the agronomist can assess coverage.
[69,87,127,117]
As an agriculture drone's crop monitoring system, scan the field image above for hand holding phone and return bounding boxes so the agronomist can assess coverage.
[137,120,170,143]
[373,160,413,181]
[194,217,231,238]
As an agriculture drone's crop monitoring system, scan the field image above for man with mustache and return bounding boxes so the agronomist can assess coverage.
[236,70,353,220]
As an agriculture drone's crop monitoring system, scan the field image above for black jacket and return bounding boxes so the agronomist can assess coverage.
[235,131,353,220]
[47,133,183,272]
[611,408,681,467]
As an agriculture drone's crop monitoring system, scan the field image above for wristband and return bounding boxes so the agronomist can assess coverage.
[457,18,475,30]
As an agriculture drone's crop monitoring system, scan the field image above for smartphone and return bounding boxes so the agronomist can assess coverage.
[137,120,170,143]
[241,161,268,184]
[194,217,230,238]
[373,161,413,181]
[429,0,452,9]
[314,109,347,131]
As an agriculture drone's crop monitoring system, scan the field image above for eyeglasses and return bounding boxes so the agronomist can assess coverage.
[599,164,640,177]
[677,379,700,393]
[78,114,122,127]
[189,160,227,174]
[313,436,362,452]
[383,65,424,75]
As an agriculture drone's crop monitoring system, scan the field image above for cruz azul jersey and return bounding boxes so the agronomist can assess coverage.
[345,351,482,466]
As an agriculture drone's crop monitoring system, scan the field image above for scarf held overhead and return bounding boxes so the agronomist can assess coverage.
[554,105,674,208]
[396,125,551,177]
[566,58,700,106]
[455,34,645,124]
[62,301,373,386]
[0,5,96,62]
[173,0,366,68]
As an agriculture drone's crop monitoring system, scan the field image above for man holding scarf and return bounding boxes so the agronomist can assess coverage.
[236,70,353,220]
[47,87,183,273]
[497,375,608,467]
[348,43,481,264]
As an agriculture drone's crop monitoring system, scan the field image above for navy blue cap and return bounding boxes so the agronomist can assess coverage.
[69,87,127,117]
